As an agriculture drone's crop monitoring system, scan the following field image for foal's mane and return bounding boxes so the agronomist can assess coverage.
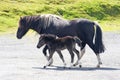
[41,34,56,42]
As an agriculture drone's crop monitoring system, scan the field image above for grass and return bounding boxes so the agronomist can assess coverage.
[0,0,120,34]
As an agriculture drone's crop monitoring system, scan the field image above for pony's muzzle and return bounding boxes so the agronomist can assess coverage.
[16,35,22,39]
[37,45,40,48]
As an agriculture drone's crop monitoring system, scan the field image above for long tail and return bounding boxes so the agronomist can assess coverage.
[94,22,105,53]
[74,36,82,47]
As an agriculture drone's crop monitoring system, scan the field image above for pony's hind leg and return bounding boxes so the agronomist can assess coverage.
[56,50,66,68]
[87,41,102,68]
[78,47,86,67]
[96,54,102,68]
[77,43,86,67]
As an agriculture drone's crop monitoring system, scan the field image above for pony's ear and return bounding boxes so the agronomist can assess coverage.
[20,16,22,20]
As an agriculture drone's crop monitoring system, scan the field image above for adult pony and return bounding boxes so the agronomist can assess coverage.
[16,14,105,67]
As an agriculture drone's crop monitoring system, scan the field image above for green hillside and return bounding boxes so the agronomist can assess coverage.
[0,0,120,34]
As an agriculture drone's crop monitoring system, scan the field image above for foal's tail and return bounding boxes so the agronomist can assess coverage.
[93,22,105,53]
[74,36,82,47]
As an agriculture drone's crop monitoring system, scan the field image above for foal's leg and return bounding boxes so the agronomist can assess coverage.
[56,50,66,67]
[43,45,53,64]
[44,50,54,68]
[43,45,49,60]
[68,49,75,67]
[96,54,102,68]
[73,48,80,66]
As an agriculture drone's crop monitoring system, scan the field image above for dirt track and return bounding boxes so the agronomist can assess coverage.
[0,32,120,80]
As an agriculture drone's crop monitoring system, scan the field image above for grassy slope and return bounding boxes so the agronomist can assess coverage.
[0,0,120,34]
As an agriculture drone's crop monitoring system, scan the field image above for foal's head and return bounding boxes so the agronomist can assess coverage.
[37,34,56,48]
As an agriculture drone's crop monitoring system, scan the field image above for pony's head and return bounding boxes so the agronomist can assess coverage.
[16,17,30,39]
[37,34,56,48]
[16,14,66,39]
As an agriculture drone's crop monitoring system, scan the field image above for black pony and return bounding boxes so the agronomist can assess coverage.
[16,14,105,67]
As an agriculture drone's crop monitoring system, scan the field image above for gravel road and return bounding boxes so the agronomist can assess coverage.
[0,32,120,80]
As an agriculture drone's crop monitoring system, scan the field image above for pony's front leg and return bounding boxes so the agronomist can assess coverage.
[96,54,102,68]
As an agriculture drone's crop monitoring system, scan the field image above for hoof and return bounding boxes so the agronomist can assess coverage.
[43,66,46,68]
[73,64,76,66]
[63,66,66,69]
[73,63,78,66]
[97,63,102,68]
[79,65,82,68]
[97,65,100,68]
[48,59,53,66]
[48,64,51,66]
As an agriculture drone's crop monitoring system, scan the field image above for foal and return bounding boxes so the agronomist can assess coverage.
[37,34,82,68]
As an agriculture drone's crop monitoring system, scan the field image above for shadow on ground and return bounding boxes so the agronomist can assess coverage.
[32,65,120,71]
